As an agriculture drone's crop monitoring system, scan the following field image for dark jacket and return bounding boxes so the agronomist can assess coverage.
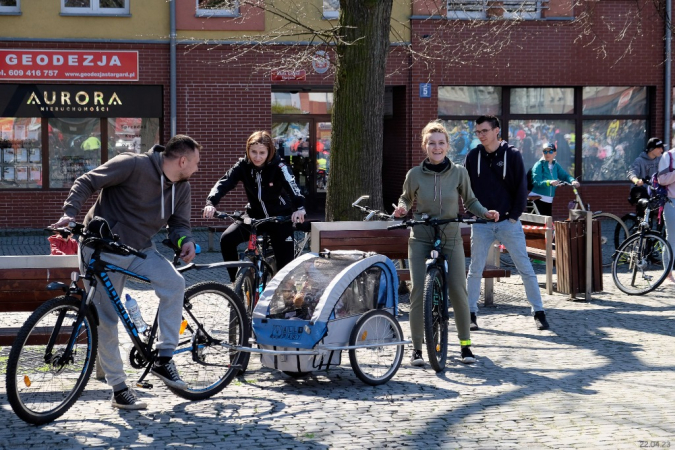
[206,153,305,218]
[464,141,528,221]
[63,145,193,250]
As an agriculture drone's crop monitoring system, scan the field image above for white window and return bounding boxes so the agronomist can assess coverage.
[61,0,129,15]
[447,0,547,20]
[323,0,339,19]
[0,0,21,14]
[196,0,239,17]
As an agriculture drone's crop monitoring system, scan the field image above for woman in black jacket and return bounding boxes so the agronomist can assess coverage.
[203,131,306,280]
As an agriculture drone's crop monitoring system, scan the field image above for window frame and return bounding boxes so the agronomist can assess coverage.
[0,0,20,14]
[195,0,239,18]
[60,0,129,16]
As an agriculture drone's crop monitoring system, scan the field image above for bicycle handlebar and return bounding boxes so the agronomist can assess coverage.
[351,195,395,221]
[388,215,488,230]
[46,223,147,259]
[214,211,293,227]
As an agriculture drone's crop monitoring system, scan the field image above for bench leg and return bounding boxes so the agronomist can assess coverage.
[208,231,215,252]
[484,278,494,307]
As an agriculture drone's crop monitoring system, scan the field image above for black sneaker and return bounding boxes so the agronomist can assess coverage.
[410,349,425,367]
[461,346,476,364]
[151,359,188,390]
[470,313,479,331]
[111,388,147,410]
[534,311,550,330]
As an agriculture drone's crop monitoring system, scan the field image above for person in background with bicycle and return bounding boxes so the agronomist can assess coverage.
[627,137,664,215]
[203,130,306,282]
[656,142,675,282]
[393,120,499,367]
[464,115,550,331]
[529,142,580,217]
[50,135,202,411]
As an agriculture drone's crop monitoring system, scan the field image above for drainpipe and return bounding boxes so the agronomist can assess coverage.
[170,0,177,136]
[665,0,672,148]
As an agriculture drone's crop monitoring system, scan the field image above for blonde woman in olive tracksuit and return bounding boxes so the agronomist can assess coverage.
[394,121,499,366]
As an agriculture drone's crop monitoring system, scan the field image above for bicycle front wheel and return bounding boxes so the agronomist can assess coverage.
[5,296,98,425]
[170,282,249,400]
[348,309,404,386]
[612,232,673,295]
[423,266,448,372]
[593,212,629,267]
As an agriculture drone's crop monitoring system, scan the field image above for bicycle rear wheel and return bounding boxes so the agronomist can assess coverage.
[593,212,629,267]
[6,296,98,425]
[423,267,448,372]
[348,309,404,386]
[612,232,673,295]
[170,282,249,400]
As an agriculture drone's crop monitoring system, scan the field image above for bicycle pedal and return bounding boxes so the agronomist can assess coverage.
[136,381,154,389]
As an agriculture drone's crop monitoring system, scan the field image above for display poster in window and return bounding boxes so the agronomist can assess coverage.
[14,125,26,140]
[29,165,41,182]
[2,166,14,181]
[15,147,28,163]
[29,148,41,163]
[3,148,14,164]
[15,166,27,181]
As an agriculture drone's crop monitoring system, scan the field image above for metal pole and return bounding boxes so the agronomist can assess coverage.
[665,0,672,148]
[585,211,592,300]
[170,0,177,137]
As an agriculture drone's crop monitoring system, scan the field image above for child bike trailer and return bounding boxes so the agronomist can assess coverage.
[250,251,408,385]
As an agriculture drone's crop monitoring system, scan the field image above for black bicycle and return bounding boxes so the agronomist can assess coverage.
[5,221,249,425]
[388,215,485,372]
[611,195,674,295]
[618,179,667,247]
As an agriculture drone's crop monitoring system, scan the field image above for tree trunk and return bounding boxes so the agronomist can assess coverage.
[325,0,393,221]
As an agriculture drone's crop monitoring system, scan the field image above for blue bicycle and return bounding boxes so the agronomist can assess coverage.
[5,221,249,425]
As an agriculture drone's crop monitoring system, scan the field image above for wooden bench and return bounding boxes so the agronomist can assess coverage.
[0,255,80,346]
[519,213,555,295]
[310,221,511,305]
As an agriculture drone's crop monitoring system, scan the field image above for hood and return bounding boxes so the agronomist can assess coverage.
[476,142,508,179]
[148,143,177,219]
[244,152,282,171]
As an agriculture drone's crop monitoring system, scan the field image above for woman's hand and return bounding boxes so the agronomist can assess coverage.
[550,180,560,186]
[393,205,407,218]
[203,205,216,219]
[291,209,306,224]
[572,180,580,188]
[485,210,500,222]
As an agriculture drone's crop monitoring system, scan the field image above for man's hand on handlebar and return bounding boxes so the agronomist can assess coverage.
[50,215,75,229]
[203,205,216,219]
[291,209,306,224]
[485,210,500,222]
[393,205,407,218]
[180,241,196,264]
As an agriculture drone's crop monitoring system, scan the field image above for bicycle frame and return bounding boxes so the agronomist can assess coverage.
[425,226,450,324]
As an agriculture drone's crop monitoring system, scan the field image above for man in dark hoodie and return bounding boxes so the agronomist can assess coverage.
[51,134,201,411]
[627,137,664,210]
[464,116,549,331]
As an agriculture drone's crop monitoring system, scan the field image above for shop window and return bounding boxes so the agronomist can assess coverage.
[0,118,41,189]
[510,88,574,114]
[508,119,575,175]
[323,0,339,19]
[447,0,548,20]
[582,86,647,115]
[48,118,101,189]
[108,118,160,159]
[582,119,646,182]
[0,0,20,14]
[196,0,239,17]
[438,86,501,116]
[61,0,129,15]
[441,119,476,166]
[271,92,333,115]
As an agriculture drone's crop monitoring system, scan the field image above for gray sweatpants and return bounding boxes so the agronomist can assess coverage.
[80,244,185,388]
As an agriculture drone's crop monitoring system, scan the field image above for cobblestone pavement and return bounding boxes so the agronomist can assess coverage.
[0,230,674,449]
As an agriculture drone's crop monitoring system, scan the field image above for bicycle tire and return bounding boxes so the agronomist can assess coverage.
[592,212,629,267]
[616,214,639,249]
[611,232,673,295]
[348,309,404,386]
[423,266,448,372]
[6,296,98,425]
[234,267,257,320]
[169,282,249,400]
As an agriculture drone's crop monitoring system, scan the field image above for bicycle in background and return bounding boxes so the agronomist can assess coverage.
[6,221,249,425]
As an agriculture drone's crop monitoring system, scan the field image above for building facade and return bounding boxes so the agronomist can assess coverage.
[0,0,670,228]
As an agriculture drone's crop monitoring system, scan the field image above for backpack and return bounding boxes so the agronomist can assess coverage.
[648,151,674,206]
[526,167,534,192]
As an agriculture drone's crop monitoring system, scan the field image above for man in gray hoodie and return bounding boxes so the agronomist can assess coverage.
[51,134,201,410]
[627,137,664,207]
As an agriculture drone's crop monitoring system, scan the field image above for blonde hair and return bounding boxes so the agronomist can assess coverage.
[246,131,276,164]
[420,120,450,150]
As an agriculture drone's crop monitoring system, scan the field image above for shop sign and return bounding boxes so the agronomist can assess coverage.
[312,51,330,74]
[0,84,162,118]
[0,50,138,82]
[271,70,307,81]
